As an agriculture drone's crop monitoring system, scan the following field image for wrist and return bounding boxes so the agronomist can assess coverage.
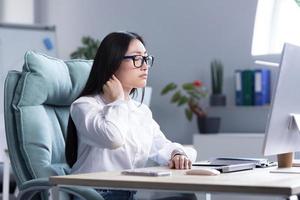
[171,149,186,159]
[105,96,124,103]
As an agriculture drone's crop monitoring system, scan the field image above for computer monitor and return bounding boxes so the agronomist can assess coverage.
[262,43,300,168]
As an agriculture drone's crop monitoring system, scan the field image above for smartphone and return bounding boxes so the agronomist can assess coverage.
[121,169,172,177]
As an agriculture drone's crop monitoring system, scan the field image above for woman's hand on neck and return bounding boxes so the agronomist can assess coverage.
[102,75,126,103]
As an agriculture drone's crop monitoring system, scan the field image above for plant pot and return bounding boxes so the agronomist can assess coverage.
[210,94,226,106]
[197,116,221,134]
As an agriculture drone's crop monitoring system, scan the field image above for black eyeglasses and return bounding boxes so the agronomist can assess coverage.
[123,55,154,68]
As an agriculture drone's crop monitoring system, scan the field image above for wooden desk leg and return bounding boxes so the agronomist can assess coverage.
[3,150,10,200]
[50,186,60,200]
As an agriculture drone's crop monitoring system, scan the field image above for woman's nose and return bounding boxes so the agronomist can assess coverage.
[140,62,148,71]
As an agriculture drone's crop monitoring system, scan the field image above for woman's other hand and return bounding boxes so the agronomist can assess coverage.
[102,75,125,103]
[169,154,192,169]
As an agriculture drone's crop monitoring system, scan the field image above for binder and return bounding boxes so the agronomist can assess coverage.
[235,70,243,105]
[242,70,255,105]
[254,69,271,105]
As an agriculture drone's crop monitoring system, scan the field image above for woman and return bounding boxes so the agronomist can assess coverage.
[65,31,197,200]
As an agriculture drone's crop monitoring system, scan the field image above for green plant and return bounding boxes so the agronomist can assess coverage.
[70,36,100,59]
[161,80,208,121]
[210,59,224,95]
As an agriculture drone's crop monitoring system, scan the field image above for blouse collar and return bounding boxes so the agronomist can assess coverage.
[96,94,140,111]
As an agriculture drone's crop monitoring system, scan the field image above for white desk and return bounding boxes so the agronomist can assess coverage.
[49,166,300,199]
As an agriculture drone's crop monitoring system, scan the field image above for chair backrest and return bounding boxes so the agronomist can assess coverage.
[4,51,92,196]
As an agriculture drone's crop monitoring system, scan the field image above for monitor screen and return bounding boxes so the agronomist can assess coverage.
[263,43,300,156]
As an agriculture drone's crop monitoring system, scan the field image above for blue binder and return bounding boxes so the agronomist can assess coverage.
[235,70,243,105]
[254,69,271,105]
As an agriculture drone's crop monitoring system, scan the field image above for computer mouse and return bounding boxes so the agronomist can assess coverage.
[186,168,220,176]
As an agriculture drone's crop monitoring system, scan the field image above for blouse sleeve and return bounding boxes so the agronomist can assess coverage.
[148,118,197,166]
[70,98,129,149]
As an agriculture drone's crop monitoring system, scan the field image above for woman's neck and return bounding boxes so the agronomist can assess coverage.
[123,87,132,101]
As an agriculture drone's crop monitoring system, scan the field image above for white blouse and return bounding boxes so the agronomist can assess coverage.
[70,94,196,174]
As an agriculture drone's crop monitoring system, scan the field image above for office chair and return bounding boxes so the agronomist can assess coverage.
[3,51,104,200]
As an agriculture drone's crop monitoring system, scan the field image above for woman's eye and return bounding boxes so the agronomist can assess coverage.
[134,57,143,61]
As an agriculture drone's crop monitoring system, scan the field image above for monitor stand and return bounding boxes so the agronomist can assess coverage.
[273,114,300,172]
[270,152,300,174]
[277,152,293,168]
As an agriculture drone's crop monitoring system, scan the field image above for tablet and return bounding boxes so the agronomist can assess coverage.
[121,169,172,177]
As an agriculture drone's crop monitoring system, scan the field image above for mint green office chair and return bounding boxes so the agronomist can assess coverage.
[3,51,104,200]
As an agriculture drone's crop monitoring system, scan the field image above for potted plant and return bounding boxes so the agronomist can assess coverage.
[161,80,221,133]
[210,59,226,106]
[70,36,100,59]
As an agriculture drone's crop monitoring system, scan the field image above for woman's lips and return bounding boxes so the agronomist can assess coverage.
[139,74,148,79]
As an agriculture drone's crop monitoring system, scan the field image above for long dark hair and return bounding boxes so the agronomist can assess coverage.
[65,32,145,167]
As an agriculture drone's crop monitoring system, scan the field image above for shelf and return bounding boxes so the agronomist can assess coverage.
[208,105,270,109]
[206,106,270,133]
[207,106,270,115]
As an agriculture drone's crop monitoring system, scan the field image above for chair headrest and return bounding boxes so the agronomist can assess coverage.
[14,51,92,106]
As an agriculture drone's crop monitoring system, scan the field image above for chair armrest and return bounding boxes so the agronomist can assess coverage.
[19,177,53,191]
[18,178,53,200]
[18,178,104,200]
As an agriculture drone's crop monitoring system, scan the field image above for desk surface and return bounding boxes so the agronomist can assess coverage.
[50,166,300,197]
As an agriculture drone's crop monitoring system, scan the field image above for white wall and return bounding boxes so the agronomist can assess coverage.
[44,0,258,144]
[0,0,34,24]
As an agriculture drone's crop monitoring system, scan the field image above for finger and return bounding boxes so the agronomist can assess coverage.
[179,155,185,169]
[111,75,119,82]
[174,156,180,169]
[188,160,192,169]
[108,76,117,86]
[102,84,108,91]
[182,156,188,169]
[168,161,174,169]
[106,80,114,87]
[105,80,111,85]
[171,158,176,169]
[184,158,189,169]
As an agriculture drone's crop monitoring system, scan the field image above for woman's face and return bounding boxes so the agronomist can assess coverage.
[115,39,149,91]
